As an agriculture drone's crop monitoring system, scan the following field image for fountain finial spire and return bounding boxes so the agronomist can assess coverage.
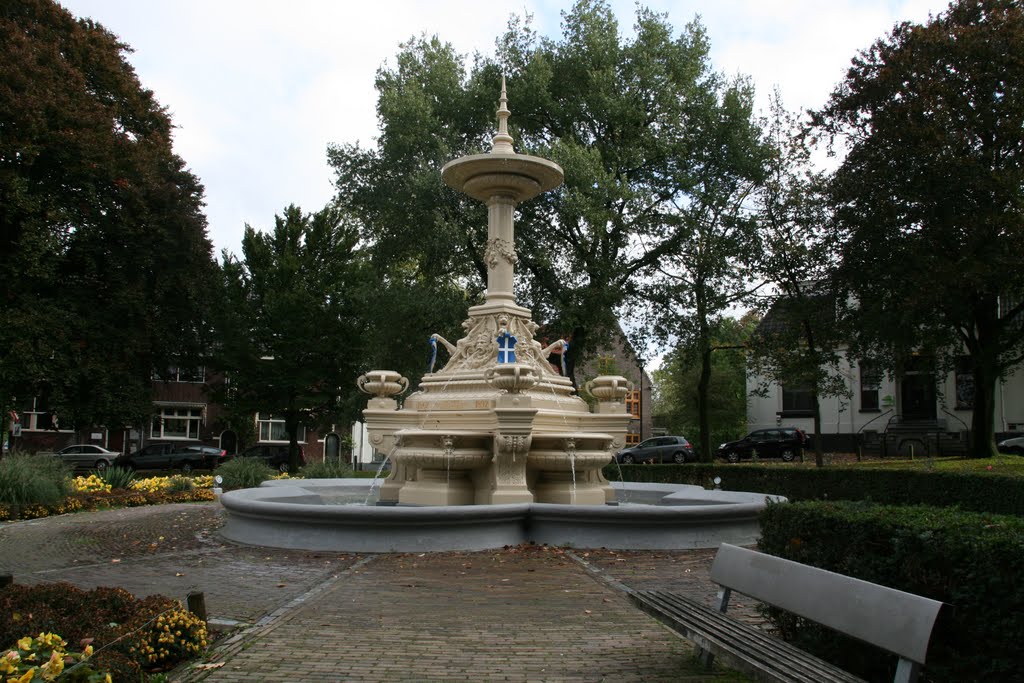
[490,76,515,154]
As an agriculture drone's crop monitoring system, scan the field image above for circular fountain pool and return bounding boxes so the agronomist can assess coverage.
[219,479,784,552]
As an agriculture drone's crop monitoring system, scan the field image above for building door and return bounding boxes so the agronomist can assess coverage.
[220,430,238,455]
[324,433,340,461]
[900,374,937,421]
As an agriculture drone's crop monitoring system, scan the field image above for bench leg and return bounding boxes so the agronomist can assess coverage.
[697,587,733,669]
[894,658,920,683]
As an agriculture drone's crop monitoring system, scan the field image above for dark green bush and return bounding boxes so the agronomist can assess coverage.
[300,459,353,479]
[758,500,1024,682]
[604,463,1024,516]
[215,457,275,490]
[0,454,71,505]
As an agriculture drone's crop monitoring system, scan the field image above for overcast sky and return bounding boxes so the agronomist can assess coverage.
[59,0,950,258]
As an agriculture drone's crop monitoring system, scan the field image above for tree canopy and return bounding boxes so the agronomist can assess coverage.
[0,0,216,431]
[213,205,366,470]
[330,0,765,385]
[814,0,1024,457]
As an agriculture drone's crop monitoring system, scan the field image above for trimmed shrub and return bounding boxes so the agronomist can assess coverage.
[100,466,136,490]
[603,463,1024,516]
[758,500,1024,682]
[215,457,275,490]
[0,454,71,506]
[166,475,196,492]
[299,459,353,479]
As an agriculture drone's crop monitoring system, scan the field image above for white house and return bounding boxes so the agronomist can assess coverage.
[747,352,1024,455]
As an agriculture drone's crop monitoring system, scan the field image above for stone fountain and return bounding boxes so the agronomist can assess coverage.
[357,80,632,507]
[217,82,786,553]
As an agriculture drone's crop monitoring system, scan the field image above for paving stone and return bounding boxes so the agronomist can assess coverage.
[1,504,753,682]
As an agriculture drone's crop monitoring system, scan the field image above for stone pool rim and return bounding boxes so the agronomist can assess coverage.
[218,479,786,553]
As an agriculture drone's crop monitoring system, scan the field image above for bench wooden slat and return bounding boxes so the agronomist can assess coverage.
[645,591,857,683]
[632,590,865,683]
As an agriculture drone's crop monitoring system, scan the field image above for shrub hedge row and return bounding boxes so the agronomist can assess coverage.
[758,501,1024,682]
[603,463,1024,515]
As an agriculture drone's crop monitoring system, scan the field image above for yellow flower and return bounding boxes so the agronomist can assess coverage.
[40,650,63,680]
[82,645,93,657]
[12,667,35,683]
[16,638,32,652]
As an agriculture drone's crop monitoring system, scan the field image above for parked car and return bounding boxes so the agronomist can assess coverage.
[998,436,1024,456]
[615,436,694,464]
[117,442,227,473]
[235,443,305,473]
[718,428,807,463]
[40,444,120,472]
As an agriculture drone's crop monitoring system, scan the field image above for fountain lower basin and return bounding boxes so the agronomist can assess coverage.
[219,479,785,552]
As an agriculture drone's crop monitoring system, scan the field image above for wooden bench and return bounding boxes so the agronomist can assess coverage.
[630,543,944,683]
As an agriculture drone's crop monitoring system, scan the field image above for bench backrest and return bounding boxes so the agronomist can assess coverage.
[711,544,943,665]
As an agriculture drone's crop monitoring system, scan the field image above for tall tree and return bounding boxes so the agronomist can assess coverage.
[639,77,770,461]
[214,205,365,471]
[0,0,216,433]
[814,0,1024,457]
[747,97,849,466]
[653,314,756,454]
[330,1,764,385]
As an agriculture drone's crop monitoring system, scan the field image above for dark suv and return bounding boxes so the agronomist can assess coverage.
[117,442,228,472]
[237,443,306,473]
[615,436,694,464]
[717,428,807,463]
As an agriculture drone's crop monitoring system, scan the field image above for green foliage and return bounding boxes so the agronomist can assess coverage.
[758,501,1024,681]
[299,459,353,479]
[604,462,1024,516]
[215,457,275,490]
[654,315,755,454]
[0,454,70,505]
[814,0,1024,458]
[330,0,768,384]
[165,475,195,493]
[213,204,367,471]
[0,0,217,429]
[99,466,136,490]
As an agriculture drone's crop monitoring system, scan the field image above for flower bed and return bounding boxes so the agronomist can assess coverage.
[1,583,208,681]
[0,475,216,522]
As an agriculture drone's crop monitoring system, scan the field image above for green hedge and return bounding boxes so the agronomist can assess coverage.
[758,501,1024,682]
[603,463,1024,516]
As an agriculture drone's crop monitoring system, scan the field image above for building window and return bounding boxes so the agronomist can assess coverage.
[153,366,206,383]
[151,406,202,439]
[860,361,881,411]
[257,413,306,443]
[19,398,71,432]
[625,432,640,446]
[625,389,640,418]
[781,384,814,414]
[955,356,975,410]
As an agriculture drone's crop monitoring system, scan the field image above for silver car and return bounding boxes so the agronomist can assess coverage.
[45,444,120,472]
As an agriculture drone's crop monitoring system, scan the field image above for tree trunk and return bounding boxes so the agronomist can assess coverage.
[697,344,713,462]
[969,362,999,458]
[812,387,824,467]
[565,325,586,391]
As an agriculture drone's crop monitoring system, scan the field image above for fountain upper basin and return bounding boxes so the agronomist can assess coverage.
[219,479,785,553]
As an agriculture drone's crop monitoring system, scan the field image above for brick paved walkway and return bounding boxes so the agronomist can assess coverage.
[0,503,754,682]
